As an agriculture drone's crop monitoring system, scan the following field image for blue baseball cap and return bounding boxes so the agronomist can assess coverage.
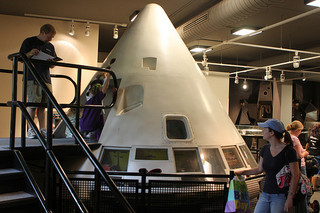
[257,119,285,133]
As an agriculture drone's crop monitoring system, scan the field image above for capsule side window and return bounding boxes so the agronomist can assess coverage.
[135,148,168,160]
[100,148,130,171]
[221,146,245,169]
[173,149,202,173]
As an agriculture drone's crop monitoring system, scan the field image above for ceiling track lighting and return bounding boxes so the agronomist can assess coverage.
[280,71,285,82]
[264,66,272,80]
[242,79,248,90]
[69,20,75,36]
[234,73,239,84]
[85,22,90,37]
[113,25,119,39]
[293,51,300,68]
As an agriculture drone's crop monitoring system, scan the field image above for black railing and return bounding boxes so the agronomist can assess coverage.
[59,170,264,213]
[59,170,235,213]
[7,52,135,213]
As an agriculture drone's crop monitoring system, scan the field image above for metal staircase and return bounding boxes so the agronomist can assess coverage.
[0,149,45,212]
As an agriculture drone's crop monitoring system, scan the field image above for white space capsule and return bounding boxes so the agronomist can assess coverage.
[91,3,257,175]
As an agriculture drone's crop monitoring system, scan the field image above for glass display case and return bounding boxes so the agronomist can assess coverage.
[235,125,263,137]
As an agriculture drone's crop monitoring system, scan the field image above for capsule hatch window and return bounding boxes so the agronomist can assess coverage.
[163,115,193,142]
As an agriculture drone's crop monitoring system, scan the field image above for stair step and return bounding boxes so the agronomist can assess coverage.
[0,168,23,176]
[0,191,35,205]
[0,168,24,182]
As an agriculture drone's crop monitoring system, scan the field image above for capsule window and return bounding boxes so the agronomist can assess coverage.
[164,115,193,142]
[142,57,157,70]
[222,146,245,169]
[135,148,168,160]
[173,149,201,173]
[100,148,130,171]
[239,145,258,168]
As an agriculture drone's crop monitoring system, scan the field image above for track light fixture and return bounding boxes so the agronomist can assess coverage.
[280,71,285,82]
[242,79,248,90]
[113,25,118,39]
[302,73,306,81]
[69,20,75,36]
[293,52,300,68]
[85,22,90,37]
[234,73,239,84]
[264,66,272,80]
[202,51,209,71]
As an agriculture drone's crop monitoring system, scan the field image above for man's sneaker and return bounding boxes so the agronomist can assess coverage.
[27,129,36,139]
[40,128,47,139]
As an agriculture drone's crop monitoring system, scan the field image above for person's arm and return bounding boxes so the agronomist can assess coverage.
[235,156,264,176]
[101,73,111,94]
[284,161,299,212]
[293,141,308,159]
[305,142,310,151]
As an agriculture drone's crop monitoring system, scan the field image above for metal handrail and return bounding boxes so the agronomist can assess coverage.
[8,52,135,213]
[0,69,77,106]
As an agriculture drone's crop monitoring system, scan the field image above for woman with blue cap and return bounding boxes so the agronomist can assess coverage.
[236,119,300,213]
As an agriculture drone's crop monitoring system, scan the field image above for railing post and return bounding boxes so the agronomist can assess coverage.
[45,101,53,209]
[9,56,18,150]
[94,168,101,213]
[21,63,28,147]
[47,101,53,149]
[140,168,147,213]
[75,68,82,138]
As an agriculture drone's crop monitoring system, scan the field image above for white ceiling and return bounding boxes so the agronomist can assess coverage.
[1,0,320,82]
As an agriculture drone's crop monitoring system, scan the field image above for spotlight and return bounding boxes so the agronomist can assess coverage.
[242,79,248,90]
[264,66,272,80]
[85,22,90,37]
[302,73,306,81]
[280,71,285,82]
[69,20,75,36]
[113,25,118,39]
[202,51,209,71]
[234,73,239,84]
[293,52,300,68]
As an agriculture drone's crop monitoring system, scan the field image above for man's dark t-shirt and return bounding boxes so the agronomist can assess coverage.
[20,36,56,83]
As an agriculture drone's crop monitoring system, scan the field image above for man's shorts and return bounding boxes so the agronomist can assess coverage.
[27,80,52,107]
